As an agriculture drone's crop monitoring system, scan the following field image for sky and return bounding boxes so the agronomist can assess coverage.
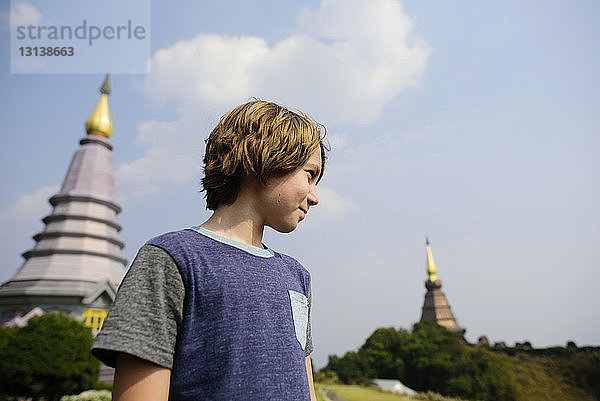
[1,0,599,369]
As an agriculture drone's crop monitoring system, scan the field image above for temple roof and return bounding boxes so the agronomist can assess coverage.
[420,238,463,334]
[0,76,126,316]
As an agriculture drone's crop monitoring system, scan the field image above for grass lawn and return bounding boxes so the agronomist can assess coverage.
[315,382,327,401]
[316,383,411,401]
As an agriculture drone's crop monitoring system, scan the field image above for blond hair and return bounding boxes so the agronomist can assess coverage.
[202,100,327,210]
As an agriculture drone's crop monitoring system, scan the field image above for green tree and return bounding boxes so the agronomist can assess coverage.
[325,351,368,384]
[0,313,100,401]
[323,322,517,401]
[398,322,466,391]
[358,327,404,379]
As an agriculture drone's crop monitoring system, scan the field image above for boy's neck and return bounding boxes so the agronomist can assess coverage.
[200,199,266,250]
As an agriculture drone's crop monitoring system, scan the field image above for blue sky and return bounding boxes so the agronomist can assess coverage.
[1,0,599,368]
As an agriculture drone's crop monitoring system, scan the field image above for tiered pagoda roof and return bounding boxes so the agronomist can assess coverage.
[0,75,126,332]
[419,238,463,334]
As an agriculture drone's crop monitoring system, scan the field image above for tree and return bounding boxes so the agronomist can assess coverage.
[322,322,517,401]
[566,340,578,350]
[0,313,100,401]
[358,327,405,379]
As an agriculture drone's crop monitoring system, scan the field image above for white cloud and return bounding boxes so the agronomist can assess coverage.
[122,0,429,195]
[143,0,429,125]
[0,185,58,229]
[311,186,356,220]
[0,185,58,283]
[290,0,429,123]
[144,34,270,109]
[116,119,202,196]
[326,134,348,150]
[10,1,42,27]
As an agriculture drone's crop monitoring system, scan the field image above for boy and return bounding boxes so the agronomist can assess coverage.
[91,100,327,401]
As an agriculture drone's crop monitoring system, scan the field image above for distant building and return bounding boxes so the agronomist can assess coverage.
[0,75,126,338]
[419,238,464,334]
[372,379,417,396]
[477,335,490,346]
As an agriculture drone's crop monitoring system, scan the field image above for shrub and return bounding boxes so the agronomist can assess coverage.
[0,313,100,401]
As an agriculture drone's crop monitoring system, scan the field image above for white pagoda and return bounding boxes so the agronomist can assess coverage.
[0,75,126,334]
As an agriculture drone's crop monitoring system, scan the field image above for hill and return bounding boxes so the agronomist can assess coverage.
[319,323,599,401]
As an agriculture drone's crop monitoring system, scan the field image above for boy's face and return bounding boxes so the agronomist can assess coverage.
[255,147,322,233]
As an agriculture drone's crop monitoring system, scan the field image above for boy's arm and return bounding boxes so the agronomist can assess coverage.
[306,356,317,401]
[113,353,171,401]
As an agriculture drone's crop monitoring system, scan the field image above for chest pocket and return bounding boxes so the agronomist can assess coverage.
[288,290,308,350]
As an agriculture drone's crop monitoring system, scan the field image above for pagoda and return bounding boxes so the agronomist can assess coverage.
[419,238,464,334]
[0,75,127,334]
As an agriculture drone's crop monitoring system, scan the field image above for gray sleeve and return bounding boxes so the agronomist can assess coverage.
[91,244,185,369]
[305,285,313,356]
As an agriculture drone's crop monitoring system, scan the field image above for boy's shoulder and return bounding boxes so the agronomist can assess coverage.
[147,228,196,247]
[274,250,304,268]
[146,228,309,273]
[145,228,233,259]
[271,250,312,287]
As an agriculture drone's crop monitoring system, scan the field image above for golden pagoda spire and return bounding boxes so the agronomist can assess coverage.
[425,236,439,283]
[85,74,113,138]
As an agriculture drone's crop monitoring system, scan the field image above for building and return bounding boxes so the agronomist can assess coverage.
[0,75,126,336]
[419,238,464,334]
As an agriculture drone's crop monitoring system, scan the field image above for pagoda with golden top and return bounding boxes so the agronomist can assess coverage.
[420,238,464,334]
[0,75,126,336]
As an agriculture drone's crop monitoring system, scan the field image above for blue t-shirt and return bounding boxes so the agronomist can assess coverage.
[93,227,312,400]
